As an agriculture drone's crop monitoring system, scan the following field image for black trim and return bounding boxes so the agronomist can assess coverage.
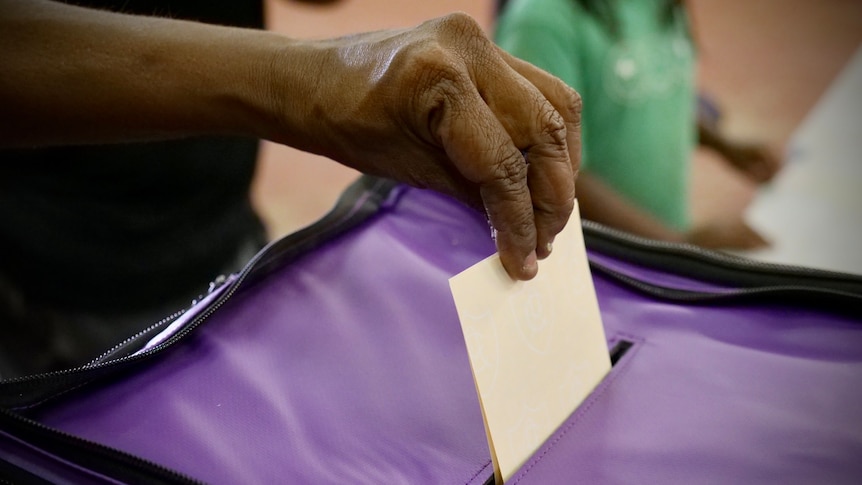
[2,176,860,484]
[589,260,862,311]
[5,177,862,409]
[0,456,53,485]
[583,220,862,294]
[0,408,202,485]
[0,176,399,411]
[244,176,398,288]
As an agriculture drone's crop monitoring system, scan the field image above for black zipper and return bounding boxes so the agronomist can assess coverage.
[88,308,187,365]
[2,176,860,483]
[0,407,202,484]
[5,177,861,410]
[589,259,862,308]
[0,176,398,485]
[583,219,862,295]
[0,176,399,411]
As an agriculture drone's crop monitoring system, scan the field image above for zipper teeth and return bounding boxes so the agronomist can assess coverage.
[108,210,862,371]
[1,309,190,387]
[87,309,187,366]
[582,219,860,278]
[1,179,390,391]
[597,263,730,301]
[592,260,862,302]
[1,180,857,483]
[1,409,203,485]
[3,258,254,389]
[5,187,858,392]
[5,185,857,390]
[134,178,394,360]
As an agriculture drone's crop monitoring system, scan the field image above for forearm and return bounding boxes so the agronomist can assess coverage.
[1,3,585,280]
[0,0,310,147]
[575,172,685,243]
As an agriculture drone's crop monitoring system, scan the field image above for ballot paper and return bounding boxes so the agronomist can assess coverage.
[449,202,610,484]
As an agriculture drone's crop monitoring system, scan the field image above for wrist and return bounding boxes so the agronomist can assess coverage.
[255,37,335,152]
[163,28,297,142]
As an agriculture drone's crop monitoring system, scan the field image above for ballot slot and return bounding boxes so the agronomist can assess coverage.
[609,339,635,366]
[477,337,640,485]
[451,202,614,484]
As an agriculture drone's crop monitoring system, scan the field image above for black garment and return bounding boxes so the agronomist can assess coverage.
[64,0,264,29]
[0,0,266,315]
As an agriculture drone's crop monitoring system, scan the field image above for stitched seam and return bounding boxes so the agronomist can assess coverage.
[464,460,492,485]
[510,336,645,484]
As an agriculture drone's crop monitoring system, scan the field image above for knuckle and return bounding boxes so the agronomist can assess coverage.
[492,148,529,188]
[536,183,574,224]
[538,100,567,144]
[549,186,576,212]
[551,77,582,118]
[402,45,468,124]
[566,87,583,118]
[415,52,465,96]
[509,215,536,241]
[551,195,575,227]
[398,38,467,96]
[431,12,493,62]
[493,203,535,241]
[435,12,485,39]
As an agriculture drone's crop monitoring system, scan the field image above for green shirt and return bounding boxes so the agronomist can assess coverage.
[496,0,696,230]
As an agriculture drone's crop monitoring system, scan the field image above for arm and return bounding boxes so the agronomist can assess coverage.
[0,0,283,145]
[576,172,685,242]
[1,0,582,280]
[698,121,781,183]
[577,171,768,249]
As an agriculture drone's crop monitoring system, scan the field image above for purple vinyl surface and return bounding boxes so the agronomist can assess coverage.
[29,185,862,484]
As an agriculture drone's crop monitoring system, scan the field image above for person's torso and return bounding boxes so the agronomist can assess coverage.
[497,0,697,230]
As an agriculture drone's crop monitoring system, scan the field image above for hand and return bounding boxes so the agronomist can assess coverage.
[0,5,580,281]
[268,14,582,280]
[686,218,770,250]
[721,142,782,184]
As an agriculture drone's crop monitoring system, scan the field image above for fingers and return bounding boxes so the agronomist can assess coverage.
[435,79,539,280]
[496,48,582,180]
[756,147,782,183]
[476,51,580,261]
[736,220,770,249]
[730,144,782,184]
[406,14,582,279]
[689,219,770,250]
[743,148,775,183]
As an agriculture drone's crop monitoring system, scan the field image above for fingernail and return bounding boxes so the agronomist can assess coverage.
[537,237,554,260]
[522,251,538,277]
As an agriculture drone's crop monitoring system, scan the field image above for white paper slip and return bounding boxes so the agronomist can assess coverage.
[449,201,610,484]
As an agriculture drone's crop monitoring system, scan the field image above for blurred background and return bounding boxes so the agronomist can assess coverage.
[254,0,861,248]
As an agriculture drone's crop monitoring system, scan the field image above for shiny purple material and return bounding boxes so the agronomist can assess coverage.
[32,186,862,484]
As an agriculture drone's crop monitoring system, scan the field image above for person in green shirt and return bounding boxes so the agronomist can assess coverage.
[496,0,781,248]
